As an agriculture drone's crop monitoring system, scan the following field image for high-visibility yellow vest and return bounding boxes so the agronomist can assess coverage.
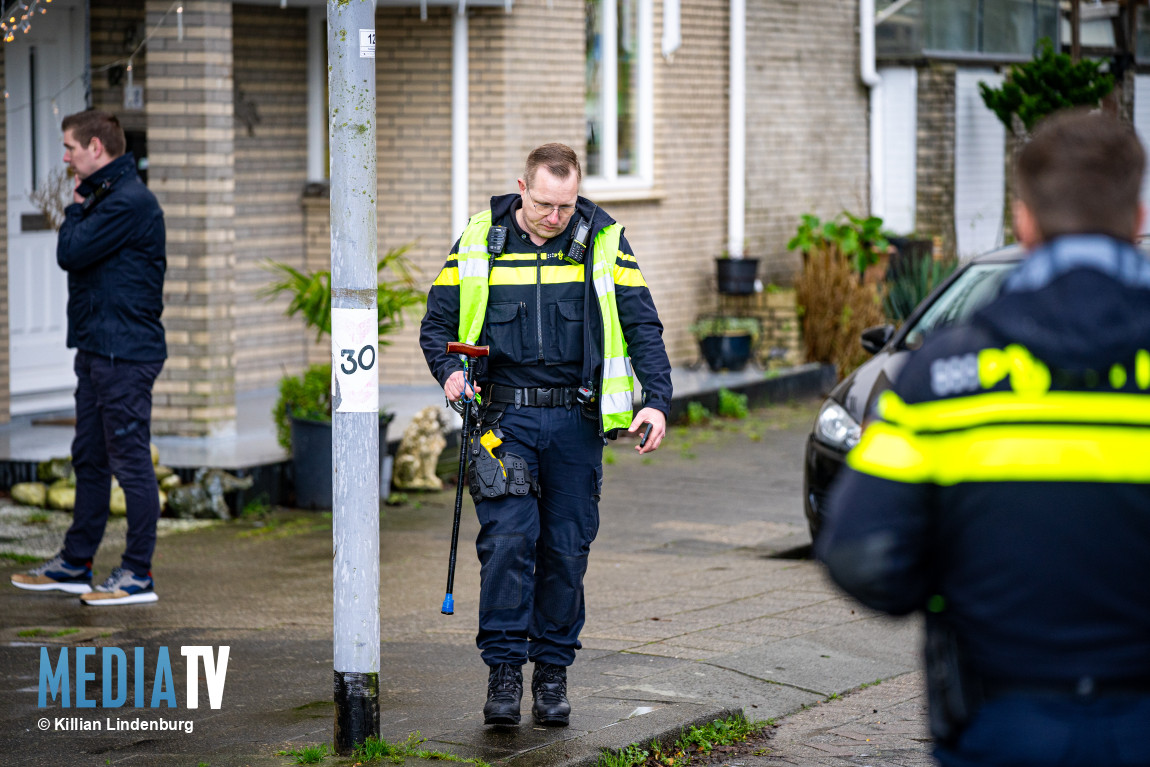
[452,211,634,432]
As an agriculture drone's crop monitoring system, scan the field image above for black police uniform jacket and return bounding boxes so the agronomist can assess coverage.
[817,234,1150,685]
[419,193,672,422]
[56,152,167,362]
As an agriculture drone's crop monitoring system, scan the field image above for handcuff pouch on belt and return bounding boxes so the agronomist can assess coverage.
[467,426,537,503]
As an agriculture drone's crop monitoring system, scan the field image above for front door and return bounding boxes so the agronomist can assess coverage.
[5,0,86,414]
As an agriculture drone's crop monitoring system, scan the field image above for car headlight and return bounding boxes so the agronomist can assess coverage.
[814,400,862,452]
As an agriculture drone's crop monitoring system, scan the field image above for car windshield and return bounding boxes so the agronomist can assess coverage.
[903,262,1017,350]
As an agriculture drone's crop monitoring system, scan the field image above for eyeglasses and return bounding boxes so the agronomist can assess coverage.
[527,191,576,217]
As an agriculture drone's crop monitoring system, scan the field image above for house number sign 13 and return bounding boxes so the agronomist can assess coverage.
[331,308,379,413]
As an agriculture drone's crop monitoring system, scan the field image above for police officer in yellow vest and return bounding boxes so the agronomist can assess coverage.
[818,110,1150,766]
[420,143,671,727]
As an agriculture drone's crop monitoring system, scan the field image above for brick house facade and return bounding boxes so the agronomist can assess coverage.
[0,0,870,435]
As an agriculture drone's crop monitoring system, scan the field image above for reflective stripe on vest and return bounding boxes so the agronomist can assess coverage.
[847,389,1150,485]
[453,213,635,432]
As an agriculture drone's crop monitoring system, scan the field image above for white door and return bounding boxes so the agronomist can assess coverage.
[5,0,86,413]
[954,68,1006,260]
[1133,75,1150,208]
[878,66,917,235]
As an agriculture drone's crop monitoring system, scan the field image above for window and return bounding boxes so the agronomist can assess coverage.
[877,0,1059,59]
[585,0,652,191]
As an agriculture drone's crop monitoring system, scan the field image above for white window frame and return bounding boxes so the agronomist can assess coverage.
[583,0,654,196]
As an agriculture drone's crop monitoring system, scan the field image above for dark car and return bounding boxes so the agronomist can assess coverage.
[802,246,1025,541]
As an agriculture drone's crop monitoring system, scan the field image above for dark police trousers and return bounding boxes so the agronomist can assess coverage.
[474,404,603,668]
[62,350,164,577]
[936,693,1150,767]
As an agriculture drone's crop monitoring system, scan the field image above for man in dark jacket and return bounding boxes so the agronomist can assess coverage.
[11,110,166,606]
[817,109,1150,766]
[420,143,671,727]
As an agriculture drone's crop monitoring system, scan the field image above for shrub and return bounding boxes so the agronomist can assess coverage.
[883,254,958,324]
[272,363,332,451]
[795,244,886,379]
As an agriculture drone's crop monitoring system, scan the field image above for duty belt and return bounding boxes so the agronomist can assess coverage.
[486,384,580,408]
[981,675,1150,700]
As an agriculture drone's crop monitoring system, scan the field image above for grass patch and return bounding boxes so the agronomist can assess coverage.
[0,552,42,565]
[716,389,749,420]
[683,401,711,427]
[238,517,328,540]
[240,494,272,518]
[17,627,81,638]
[596,712,769,767]
[23,511,52,525]
[276,743,329,764]
[353,732,492,766]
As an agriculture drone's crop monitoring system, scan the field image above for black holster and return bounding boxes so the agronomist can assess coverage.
[466,411,537,503]
[924,612,981,746]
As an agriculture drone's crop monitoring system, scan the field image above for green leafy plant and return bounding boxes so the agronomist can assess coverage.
[261,244,425,344]
[717,388,749,420]
[979,38,1114,137]
[792,212,888,379]
[882,254,958,324]
[688,316,760,341]
[787,212,890,276]
[273,363,333,451]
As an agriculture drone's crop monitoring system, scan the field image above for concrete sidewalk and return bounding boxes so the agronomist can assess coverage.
[0,391,924,767]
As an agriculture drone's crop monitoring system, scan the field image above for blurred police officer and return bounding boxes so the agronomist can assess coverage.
[818,108,1150,766]
[420,143,671,727]
[11,110,166,606]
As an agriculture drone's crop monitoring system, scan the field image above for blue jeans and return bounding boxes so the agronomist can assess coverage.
[62,351,164,578]
[473,405,604,668]
[936,694,1150,767]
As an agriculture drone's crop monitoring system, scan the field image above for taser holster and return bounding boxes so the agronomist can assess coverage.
[924,612,979,746]
[467,428,536,503]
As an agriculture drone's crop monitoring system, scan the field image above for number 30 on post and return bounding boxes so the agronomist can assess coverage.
[331,308,379,413]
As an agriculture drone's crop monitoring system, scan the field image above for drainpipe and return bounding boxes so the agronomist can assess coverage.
[452,3,469,238]
[728,0,745,258]
[860,0,883,221]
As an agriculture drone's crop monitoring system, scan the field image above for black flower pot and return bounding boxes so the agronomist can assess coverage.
[699,334,753,372]
[290,413,394,510]
[716,257,759,295]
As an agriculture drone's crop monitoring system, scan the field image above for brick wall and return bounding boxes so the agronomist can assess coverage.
[146,0,237,436]
[232,5,309,391]
[745,0,871,288]
[915,62,957,256]
[373,7,457,385]
[90,0,147,136]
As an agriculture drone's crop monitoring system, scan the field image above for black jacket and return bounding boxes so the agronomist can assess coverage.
[57,152,166,362]
[817,235,1150,684]
[419,193,672,419]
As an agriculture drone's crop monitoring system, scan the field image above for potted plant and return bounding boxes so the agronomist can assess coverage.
[689,315,761,372]
[262,244,425,509]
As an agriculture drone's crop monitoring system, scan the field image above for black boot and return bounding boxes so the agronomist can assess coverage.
[531,662,571,726]
[483,663,523,725]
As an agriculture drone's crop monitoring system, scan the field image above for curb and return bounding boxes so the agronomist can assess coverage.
[500,706,743,767]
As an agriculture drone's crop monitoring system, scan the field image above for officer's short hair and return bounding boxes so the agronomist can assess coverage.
[525,143,581,189]
[1015,108,1144,242]
[61,110,126,159]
